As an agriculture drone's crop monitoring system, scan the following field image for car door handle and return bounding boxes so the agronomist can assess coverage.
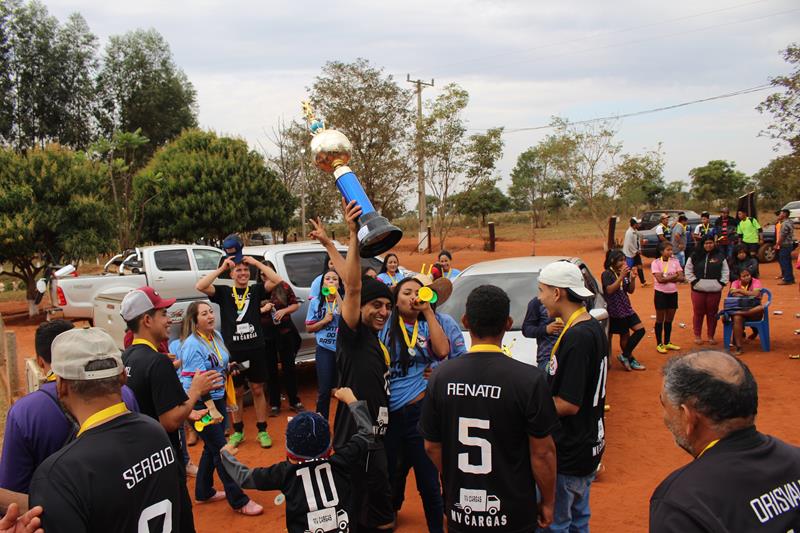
[154,276,165,282]
[296,298,305,303]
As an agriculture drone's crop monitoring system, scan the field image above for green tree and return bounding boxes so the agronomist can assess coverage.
[309,58,414,218]
[136,129,296,243]
[604,147,665,212]
[757,43,800,154]
[0,1,13,139]
[96,28,197,154]
[689,160,750,206]
[508,136,574,229]
[453,178,511,228]
[752,154,800,207]
[421,83,469,248]
[0,145,115,316]
[90,129,152,250]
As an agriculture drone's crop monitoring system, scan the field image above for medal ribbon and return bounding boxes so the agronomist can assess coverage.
[661,257,670,274]
[198,331,223,366]
[548,307,587,369]
[326,301,338,315]
[399,316,419,353]
[378,340,391,366]
[78,402,129,437]
[232,286,249,311]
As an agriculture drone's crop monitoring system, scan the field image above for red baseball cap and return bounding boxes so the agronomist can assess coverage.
[120,286,176,321]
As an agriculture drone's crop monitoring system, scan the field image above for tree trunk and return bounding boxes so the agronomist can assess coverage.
[26,281,39,318]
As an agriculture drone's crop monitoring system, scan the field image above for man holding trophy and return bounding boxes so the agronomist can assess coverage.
[304,102,400,532]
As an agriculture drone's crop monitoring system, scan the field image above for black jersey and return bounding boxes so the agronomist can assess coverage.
[419,351,560,533]
[333,319,389,450]
[650,426,800,532]
[222,401,373,533]
[547,318,609,476]
[122,343,188,455]
[210,283,267,352]
[29,412,182,533]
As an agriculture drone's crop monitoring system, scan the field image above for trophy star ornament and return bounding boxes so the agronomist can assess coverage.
[302,100,402,257]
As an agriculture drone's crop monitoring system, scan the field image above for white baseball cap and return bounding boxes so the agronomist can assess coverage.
[51,328,124,380]
[120,286,176,322]
[539,261,594,298]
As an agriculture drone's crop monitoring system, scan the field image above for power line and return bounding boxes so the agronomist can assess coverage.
[434,0,776,75]
[469,84,773,133]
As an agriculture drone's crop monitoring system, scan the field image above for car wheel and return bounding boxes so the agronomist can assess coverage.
[757,243,775,263]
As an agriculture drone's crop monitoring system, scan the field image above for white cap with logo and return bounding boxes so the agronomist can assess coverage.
[539,261,594,298]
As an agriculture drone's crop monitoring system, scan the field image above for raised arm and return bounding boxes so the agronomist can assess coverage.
[340,200,364,330]
[309,217,347,283]
[196,258,235,296]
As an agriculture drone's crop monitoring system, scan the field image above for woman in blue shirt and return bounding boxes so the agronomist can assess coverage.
[304,269,344,420]
[178,301,262,516]
[437,250,461,279]
[377,253,404,286]
[380,276,451,533]
[308,253,337,301]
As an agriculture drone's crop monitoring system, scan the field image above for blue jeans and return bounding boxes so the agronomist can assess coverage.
[544,472,595,533]
[717,244,733,260]
[195,399,250,509]
[778,246,795,282]
[385,399,444,533]
[675,251,686,268]
[315,345,337,420]
[178,426,190,466]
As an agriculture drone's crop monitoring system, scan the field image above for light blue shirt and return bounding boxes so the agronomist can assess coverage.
[377,271,406,287]
[309,274,323,301]
[442,268,461,280]
[305,298,340,351]
[177,332,230,401]
[379,311,466,411]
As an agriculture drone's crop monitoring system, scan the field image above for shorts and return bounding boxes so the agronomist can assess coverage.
[354,441,394,528]
[609,313,642,335]
[230,347,267,385]
[654,290,678,310]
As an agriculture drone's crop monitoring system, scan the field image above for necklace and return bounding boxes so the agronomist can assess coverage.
[78,402,129,437]
[198,331,223,366]
[548,307,587,372]
[399,316,420,357]
[232,285,249,311]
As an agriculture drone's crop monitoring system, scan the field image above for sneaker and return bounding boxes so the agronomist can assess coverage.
[227,431,244,447]
[257,431,273,448]
[236,500,264,516]
[617,354,631,371]
[665,343,681,351]
[269,406,280,417]
[290,402,305,413]
[656,344,668,354]
[629,357,646,371]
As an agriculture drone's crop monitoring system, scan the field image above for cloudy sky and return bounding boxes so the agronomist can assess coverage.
[45,0,799,191]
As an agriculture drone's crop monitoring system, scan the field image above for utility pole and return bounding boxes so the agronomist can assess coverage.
[407,74,434,253]
[300,149,307,238]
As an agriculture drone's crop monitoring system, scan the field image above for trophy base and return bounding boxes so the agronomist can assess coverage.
[357,211,403,258]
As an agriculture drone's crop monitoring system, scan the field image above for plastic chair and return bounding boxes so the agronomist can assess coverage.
[722,288,772,352]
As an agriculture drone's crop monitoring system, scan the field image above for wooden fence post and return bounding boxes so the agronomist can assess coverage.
[5,331,20,401]
[427,226,432,254]
[487,222,496,252]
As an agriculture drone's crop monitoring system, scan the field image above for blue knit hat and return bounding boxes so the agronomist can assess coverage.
[286,412,331,460]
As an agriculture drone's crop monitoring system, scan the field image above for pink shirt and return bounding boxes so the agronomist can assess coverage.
[731,278,762,291]
[651,257,683,294]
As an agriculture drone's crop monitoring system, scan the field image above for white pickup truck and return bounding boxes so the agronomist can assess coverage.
[92,241,388,364]
[51,244,225,323]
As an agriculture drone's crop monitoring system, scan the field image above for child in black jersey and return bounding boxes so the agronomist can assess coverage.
[221,388,374,533]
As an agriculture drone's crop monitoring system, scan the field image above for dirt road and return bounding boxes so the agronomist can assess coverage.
[1,235,798,532]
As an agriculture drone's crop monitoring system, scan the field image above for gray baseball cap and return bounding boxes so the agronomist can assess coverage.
[51,328,124,380]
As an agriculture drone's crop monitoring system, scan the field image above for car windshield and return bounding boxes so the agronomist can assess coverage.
[437,272,539,332]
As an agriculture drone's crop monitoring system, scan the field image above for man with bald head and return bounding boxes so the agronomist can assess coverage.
[650,351,800,531]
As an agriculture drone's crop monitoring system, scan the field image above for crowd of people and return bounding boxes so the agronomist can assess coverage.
[0,199,798,533]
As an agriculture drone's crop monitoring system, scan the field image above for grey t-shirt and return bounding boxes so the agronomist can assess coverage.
[623,227,640,258]
[780,219,794,244]
[671,224,686,252]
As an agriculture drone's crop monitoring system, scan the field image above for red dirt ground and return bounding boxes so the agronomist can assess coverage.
[1,235,798,532]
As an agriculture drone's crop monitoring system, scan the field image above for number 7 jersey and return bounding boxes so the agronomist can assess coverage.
[419,351,560,533]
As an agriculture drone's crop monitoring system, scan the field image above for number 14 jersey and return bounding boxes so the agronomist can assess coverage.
[420,351,560,533]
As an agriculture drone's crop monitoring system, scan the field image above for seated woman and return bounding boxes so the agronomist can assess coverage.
[729,244,759,281]
[723,269,764,356]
